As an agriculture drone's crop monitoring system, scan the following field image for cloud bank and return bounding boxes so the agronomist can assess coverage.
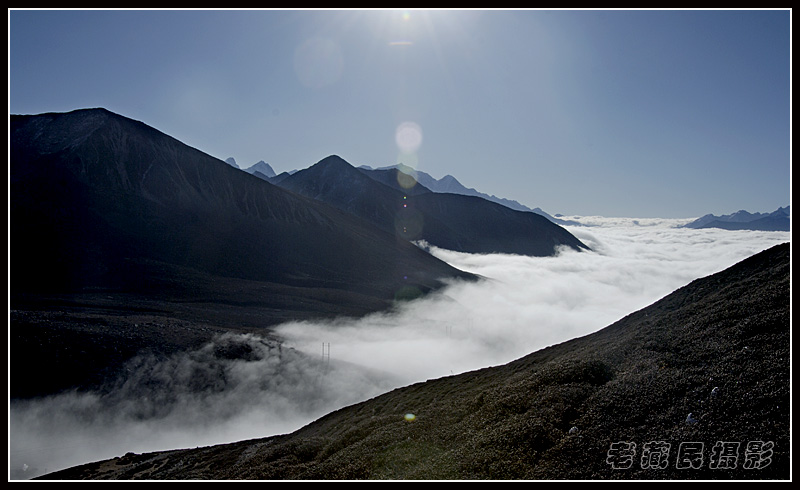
[276,217,789,383]
[9,217,790,479]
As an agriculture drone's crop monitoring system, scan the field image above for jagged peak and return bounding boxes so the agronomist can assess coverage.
[246,161,276,178]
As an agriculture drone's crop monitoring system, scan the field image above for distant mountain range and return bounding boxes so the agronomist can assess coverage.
[214,155,589,255]
[226,158,278,181]
[361,163,532,208]
[683,206,790,231]
[275,156,589,257]
[358,164,582,227]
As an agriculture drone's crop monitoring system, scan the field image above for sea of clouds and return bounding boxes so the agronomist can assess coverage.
[9,216,790,479]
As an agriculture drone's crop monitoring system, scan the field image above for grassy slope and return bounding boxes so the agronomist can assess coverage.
[41,243,790,480]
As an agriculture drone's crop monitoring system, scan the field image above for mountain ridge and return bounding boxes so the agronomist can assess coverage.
[12,109,473,297]
[277,157,590,257]
[358,163,581,226]
[683,207,789,231]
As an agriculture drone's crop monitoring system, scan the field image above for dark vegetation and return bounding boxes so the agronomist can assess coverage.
[40,243,790,480]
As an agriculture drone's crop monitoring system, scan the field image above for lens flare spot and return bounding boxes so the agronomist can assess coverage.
[395,285,423,302]
[395,121,423,154]
[396,168,418,189]
[396,153,419,170]
[395,208,423,239]
[404,413,416,422]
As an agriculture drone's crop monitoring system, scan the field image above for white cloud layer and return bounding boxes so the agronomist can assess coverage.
[9,217,790,479]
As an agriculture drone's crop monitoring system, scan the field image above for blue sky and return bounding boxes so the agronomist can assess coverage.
[9,9,791,218]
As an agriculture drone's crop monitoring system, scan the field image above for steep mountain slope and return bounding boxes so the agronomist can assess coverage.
[277,156,589,256]
[10,108,476,398]
[44,243,789,480]
[11,109,472,299]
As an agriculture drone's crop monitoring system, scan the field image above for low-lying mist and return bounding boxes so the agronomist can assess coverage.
[9,217,790,479]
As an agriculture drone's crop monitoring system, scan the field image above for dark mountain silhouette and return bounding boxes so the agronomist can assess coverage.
[11,109,472,299]
[683,207,790,231]
[10,108,476,397]
[43,243,790,480]
[276,156,589,257]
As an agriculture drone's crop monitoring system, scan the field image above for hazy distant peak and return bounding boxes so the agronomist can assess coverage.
[224,157,239,169]
[436,174,470,193]
[358,163,560,218]
[245,160,276,178]
[773,206,790,217]
[683,205,790,231]
[356,162,575,226]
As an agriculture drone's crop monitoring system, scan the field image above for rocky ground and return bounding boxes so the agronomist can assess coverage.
[37,243,790,480]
